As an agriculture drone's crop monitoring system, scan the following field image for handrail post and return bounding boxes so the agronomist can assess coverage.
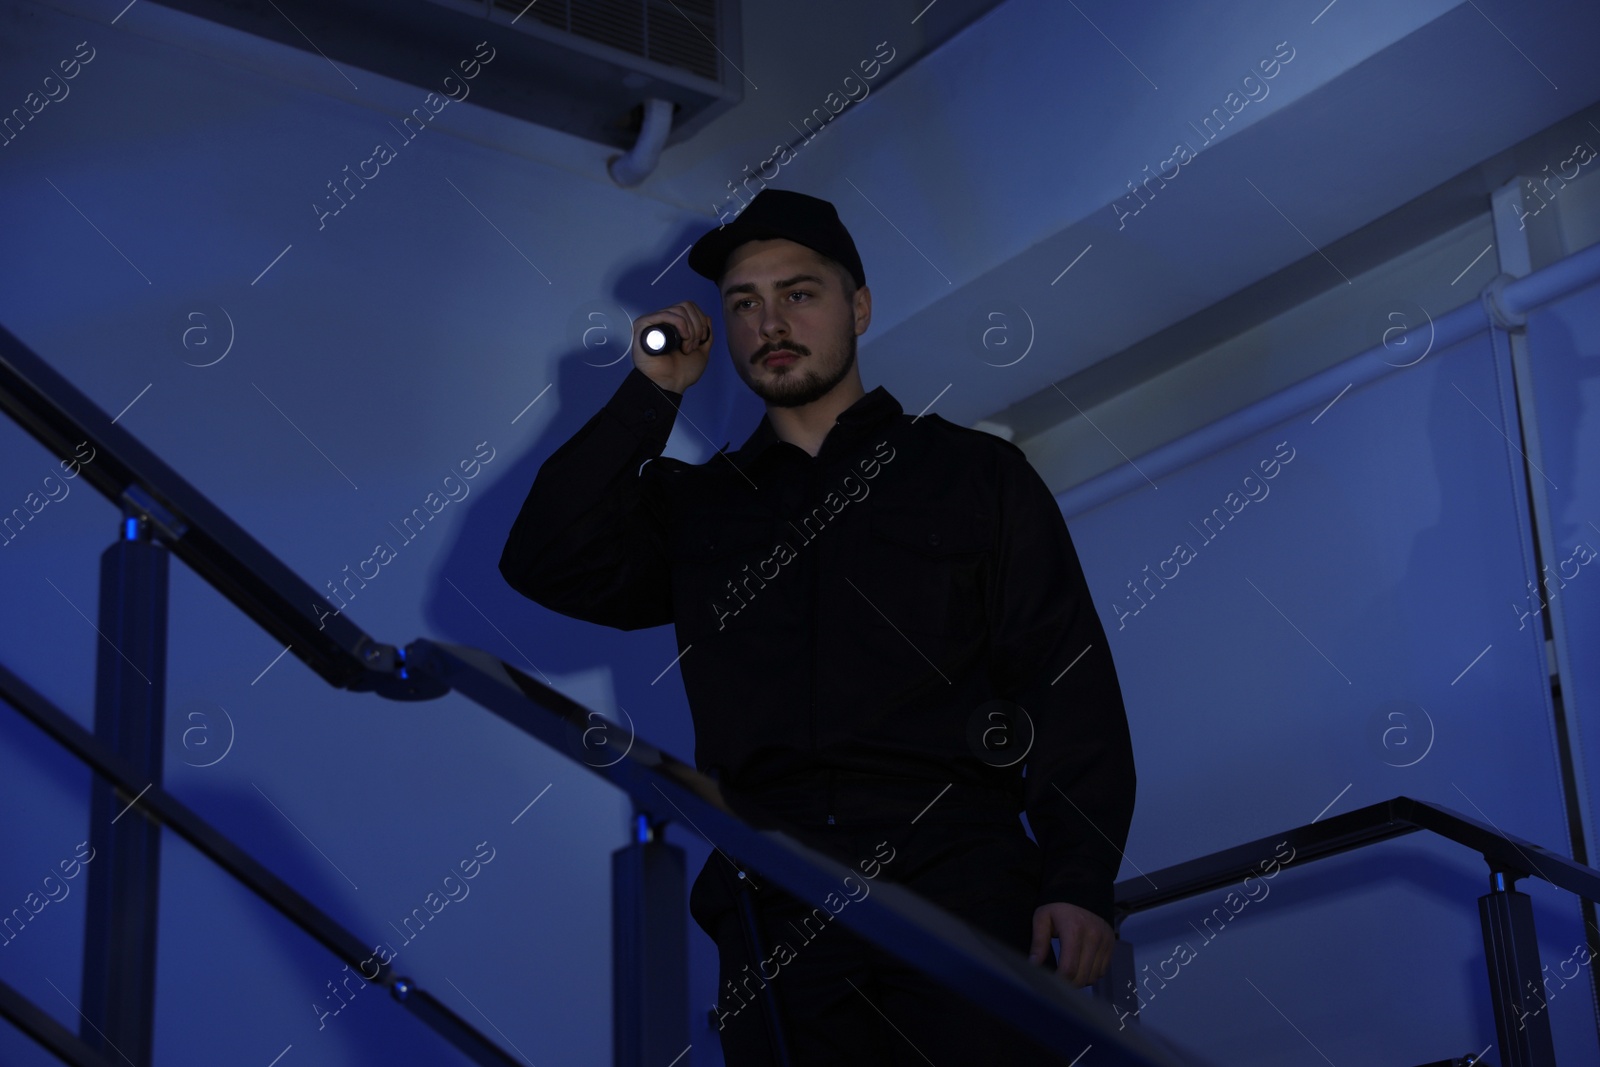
[1480,865,1558,1066]
[79,510,169,1064]
[612,811,687,1067]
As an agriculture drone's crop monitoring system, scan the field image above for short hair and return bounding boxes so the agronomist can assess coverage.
[825,256,858,300]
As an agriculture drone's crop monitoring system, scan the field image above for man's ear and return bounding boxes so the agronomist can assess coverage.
[854,285,872,335]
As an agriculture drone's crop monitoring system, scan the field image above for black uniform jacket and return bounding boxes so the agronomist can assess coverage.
[498,366,1136,923]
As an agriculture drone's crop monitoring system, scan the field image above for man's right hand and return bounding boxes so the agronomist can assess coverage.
[633,301,713,394]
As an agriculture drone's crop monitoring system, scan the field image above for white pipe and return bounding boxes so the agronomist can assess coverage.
[608,98,675,187]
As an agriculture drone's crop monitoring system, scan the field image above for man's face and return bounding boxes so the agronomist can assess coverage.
[719,238,869,409]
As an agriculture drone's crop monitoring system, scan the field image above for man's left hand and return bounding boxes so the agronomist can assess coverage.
[1029,901,1113,987]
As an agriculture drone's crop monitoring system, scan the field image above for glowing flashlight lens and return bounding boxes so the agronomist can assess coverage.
[642,322,683,355]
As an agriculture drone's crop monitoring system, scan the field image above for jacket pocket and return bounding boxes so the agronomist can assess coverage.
[853,506,990,639]
[868,506,988,557]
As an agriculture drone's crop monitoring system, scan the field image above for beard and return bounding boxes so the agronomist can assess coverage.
[750,322,858,409]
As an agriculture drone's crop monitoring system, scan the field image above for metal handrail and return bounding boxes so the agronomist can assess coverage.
[0,974,115,1067]
[406,640,1208,1066]
[1107,795,1596,1065]
[0,324,438,702]
[0,629,1206,1067]
[1113,795,1600,919]
[0,321,1209,1065]
[0,661,523,1067]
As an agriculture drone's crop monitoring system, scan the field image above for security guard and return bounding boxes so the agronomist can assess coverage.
[499,189,1136,1065]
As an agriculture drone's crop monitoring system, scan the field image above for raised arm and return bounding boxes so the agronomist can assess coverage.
[499,301,715,631]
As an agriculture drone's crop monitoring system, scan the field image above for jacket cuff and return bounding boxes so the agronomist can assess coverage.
[604,366,682,449]
[1036,866,1117,927]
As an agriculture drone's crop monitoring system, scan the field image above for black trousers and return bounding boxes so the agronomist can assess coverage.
[688,776,1086,1066]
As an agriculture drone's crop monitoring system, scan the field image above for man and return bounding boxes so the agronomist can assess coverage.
[499,189,1135,1064]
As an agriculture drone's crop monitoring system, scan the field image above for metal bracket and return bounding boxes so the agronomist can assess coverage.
[1480,272,1527,332]
[119,483,189,542]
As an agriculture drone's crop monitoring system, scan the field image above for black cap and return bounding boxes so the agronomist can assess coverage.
[688,189,866,290]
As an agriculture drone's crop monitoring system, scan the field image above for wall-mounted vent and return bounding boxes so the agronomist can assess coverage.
[489,0,722,82]
[147,0,743,150]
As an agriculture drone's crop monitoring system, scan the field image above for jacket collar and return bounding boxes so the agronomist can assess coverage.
[718,386,903,472]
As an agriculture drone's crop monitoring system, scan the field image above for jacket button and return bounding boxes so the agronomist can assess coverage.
[642,408,657,422]
[928,532,941,546]
[706,539,717,551]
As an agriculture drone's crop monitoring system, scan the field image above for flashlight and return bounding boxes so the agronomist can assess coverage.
[640,322,680,356]
[639,321,708,356]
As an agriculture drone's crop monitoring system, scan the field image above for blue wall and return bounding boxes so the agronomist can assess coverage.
[1526,282,1600,870]
[1061,314,1600,1063]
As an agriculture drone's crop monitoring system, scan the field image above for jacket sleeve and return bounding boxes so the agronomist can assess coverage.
[498,367,682,631]
[984,442,1136,925]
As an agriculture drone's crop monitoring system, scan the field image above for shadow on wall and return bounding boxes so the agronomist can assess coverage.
[416,229,769,772]
[154,775,482,1064]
